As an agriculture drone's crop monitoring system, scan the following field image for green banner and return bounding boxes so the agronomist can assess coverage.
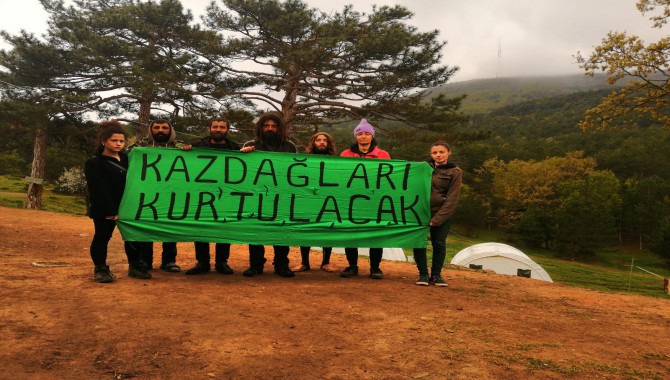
[117,147,431,248]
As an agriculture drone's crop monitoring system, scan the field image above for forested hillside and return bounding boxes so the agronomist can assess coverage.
[428,77,670,262]
[434,74,628,114]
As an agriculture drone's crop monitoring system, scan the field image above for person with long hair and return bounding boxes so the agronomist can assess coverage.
[293,132,338,273]
[241,112,298,278]
[413,141,462,287]
[84,120,151,283]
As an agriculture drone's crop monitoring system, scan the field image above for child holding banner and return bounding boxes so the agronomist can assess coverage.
[339,119,391,280]
[413,141,462,287]
[84,120,152,283]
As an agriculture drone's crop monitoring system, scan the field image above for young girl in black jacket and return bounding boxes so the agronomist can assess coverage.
[84,120,151,283]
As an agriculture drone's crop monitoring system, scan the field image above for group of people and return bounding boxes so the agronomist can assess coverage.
[84,112,462,287]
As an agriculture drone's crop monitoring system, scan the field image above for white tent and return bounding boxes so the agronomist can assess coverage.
[450,243,553,282]
[330,247,407,262]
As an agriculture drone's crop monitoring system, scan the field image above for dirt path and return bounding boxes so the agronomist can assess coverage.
[0,206,668,379]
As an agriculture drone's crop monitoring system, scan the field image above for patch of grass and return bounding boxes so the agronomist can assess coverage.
[527,358,580,376]
[438,227,670,299]
[439,348,468,360]
[510,342,563,353]
[640,353,669,361]
[0,175,86,216]
[0,175,27,192]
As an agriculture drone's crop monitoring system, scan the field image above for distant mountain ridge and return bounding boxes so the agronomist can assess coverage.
[433,74,628,114]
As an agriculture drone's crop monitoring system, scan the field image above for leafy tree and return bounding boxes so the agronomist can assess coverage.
[0,0,224,132]
[554,171,622,259]
[481,152,599,248]
[451,183,490,237]
[203,0,464,131]
[575,0,670,130]
[622,176,670,252]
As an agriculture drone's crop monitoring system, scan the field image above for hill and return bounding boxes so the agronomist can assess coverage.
[1,206,668,379]
[434,74,627,114]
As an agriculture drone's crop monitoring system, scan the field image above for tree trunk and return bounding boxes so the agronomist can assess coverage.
[138,99,152,138]
[25,124,48,210]
[280,62,300,131]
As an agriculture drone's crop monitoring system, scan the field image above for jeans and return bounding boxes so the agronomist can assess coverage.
[413,219,451,276]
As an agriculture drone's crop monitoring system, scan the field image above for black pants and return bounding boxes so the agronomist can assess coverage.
[344,248,383,269]
[299,246,332,267]
[140,242,178,268]
[194,242,231,266]
[90,218,145,266]
[248,244,289,269]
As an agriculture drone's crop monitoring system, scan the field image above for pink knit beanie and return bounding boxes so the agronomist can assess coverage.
[354,119,375,137]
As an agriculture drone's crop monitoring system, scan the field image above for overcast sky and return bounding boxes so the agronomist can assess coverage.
[0,0,665,82]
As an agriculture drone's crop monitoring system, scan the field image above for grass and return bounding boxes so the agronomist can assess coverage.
[405,226,670,298]
[0,175,87,216]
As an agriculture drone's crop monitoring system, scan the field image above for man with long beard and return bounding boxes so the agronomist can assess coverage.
[241,112,298,278]
[292,132,338,273]
[181,117,241,275]
[128,119,182,273]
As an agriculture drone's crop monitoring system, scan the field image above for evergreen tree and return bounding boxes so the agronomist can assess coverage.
[202,0,464,132]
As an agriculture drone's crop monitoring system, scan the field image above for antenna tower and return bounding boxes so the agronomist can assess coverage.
[496,38,503,78]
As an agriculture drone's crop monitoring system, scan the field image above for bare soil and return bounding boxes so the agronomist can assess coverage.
[1,206,669,379]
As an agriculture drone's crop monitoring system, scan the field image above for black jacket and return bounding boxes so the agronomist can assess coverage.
[84,152,128,219]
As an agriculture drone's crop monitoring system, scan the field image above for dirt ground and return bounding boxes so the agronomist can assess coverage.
[1,206,669,379]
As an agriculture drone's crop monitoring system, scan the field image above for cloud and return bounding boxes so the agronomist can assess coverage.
[1,0,667,82]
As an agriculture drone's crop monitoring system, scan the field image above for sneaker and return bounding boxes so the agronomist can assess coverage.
[94,265,115,283]
[215,263,234,275]
[274,267,295,278]
[340,266,359,278]
[185,262,210,275]
[432,275,448,287]
[370,267,384,280]
[416,275,430,286]
[242,266,264,277]
[128,265,152,279]
[160,262,181,273]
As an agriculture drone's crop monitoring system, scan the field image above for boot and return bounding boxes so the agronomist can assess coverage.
[128,262,152,279]
[94,265,115,283]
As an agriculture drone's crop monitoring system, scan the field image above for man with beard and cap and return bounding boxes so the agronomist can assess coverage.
[180,117,240,275]
[241,111,298,278]
[339,118,391,280]
[127,119,182,273]
[292,132,338,273]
